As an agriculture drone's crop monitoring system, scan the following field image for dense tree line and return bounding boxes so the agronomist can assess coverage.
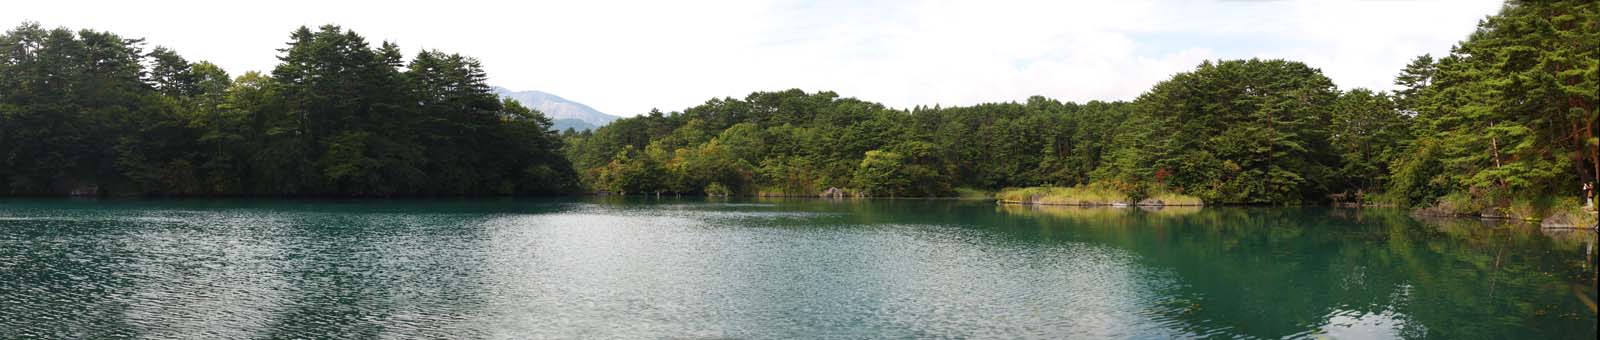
[568,0,1595,213]
[1,0,1592,212]
[1388,0,1597,215]
[564,92,1129,198]
[0,23,574,196]
[565,62,1355,204]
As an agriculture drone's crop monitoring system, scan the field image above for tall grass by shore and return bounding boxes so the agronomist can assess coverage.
[996,184,1204,207]
[996,186,1129,206]
[1145,190,1204,206]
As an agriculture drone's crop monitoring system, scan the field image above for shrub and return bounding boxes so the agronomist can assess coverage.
[1436,192,1481,215]
[705,183,731,197]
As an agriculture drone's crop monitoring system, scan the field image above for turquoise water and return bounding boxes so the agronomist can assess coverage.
[0,198,1594,338]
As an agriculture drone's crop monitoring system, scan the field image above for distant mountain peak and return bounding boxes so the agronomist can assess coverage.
[492,86,618,130]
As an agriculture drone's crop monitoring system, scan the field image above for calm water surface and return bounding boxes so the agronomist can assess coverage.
[0,198,1594,339]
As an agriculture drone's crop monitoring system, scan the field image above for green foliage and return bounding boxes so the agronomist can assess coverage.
[1329,88,1410,195]
[853,150,911,197]
[1436,192,1485,216]
[1095,59,1340,204]
[704,182,731,197]
[567,33,1591,205]
[5,1,1593,207]
[566,90,1130,198]
[0,23,573,196]
[1385,0,1598,213]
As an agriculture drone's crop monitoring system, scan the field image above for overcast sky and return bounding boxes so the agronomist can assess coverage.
[6,0,1503,116]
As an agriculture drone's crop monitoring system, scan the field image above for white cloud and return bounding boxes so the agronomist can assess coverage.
[2,0,1503,116]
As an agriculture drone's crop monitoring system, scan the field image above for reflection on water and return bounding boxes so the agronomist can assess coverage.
[999,204,1597,339]
[0,198,1594,338]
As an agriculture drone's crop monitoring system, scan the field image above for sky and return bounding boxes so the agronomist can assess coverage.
[5,0,1505,117]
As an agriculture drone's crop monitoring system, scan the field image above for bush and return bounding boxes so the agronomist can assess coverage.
[1436,192,1482,215]
[1362,191,1406,207]
[1506,197,1539,221]
[704,183,731,197]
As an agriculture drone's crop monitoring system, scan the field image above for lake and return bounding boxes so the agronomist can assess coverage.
[0,198,1594,339]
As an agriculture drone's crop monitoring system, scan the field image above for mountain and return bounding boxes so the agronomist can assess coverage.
[552,118,597,132]
[493,87,619,130]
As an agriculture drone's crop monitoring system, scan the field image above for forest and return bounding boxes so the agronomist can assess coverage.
[0,24,574,196]
[563,0,1595,217]
[1,1,1595,219]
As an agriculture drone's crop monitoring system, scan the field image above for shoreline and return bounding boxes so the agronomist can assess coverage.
[995,200,1203,208]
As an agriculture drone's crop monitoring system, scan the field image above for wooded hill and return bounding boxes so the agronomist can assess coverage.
[2,0,1594,217]
[564,0,1595,214]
